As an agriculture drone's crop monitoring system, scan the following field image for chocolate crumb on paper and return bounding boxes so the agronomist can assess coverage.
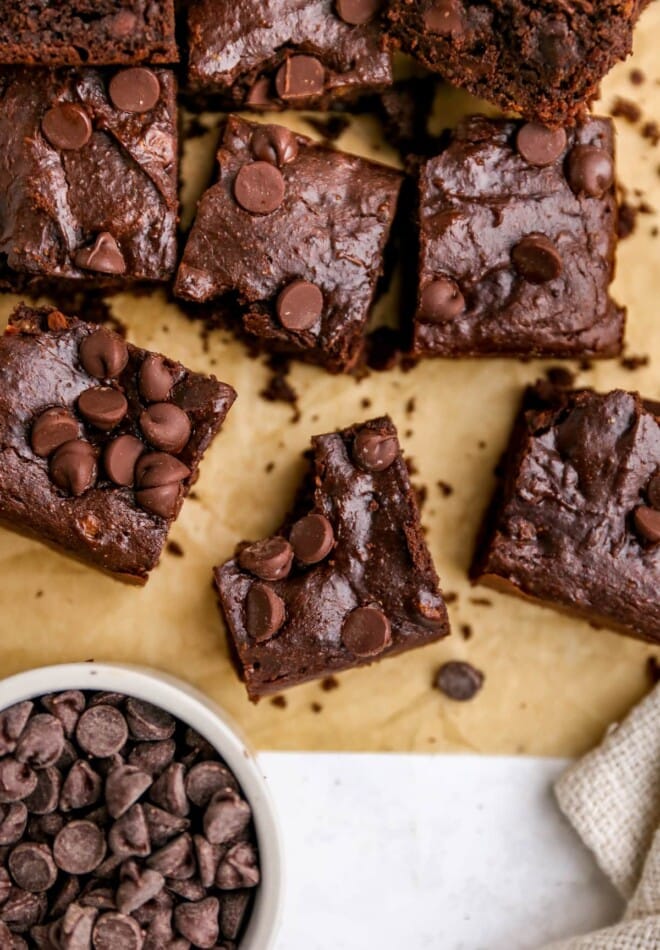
[434,662,484,701]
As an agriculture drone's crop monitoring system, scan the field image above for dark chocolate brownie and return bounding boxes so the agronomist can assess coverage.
[175,116,403,374]
[472,384,660,643]
[411,115,624,360]
[386,0,651,127]
[186,0,392,108]
[0,67,178,287]
[0,2,177,66]
[214,416,449,699]
[0,306,236,583]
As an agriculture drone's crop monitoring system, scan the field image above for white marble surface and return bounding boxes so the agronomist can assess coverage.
[259,753,622,950]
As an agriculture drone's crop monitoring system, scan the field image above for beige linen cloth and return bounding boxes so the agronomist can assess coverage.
[545,686,660,949]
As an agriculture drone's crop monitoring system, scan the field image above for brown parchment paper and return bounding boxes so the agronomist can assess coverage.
[0,7,659,756]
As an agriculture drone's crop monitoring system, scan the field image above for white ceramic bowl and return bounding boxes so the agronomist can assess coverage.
[0,662,284,950]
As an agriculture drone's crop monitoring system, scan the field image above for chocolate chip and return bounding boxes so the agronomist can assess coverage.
[139,354,175,403]
[341,606,392,657]
[116,862,165,915]
[143,805,190,849]
[203,790,251,846]
[251,125,299,167]
[41,103,92,151]
[216,842,260,890]
[245,583,286,641]
[15,715,64,770]
[41,691,85,737]
[566,145,614,197]
[0,888,46,933]
[516,123,567,166]
[0,703,33,757]
[135,453,190,490]
[54,820,106,874]
[276,280,323,331]
[126,699,176,743]
[93,911,143,950]
[78,885,114,911]
[78,387,128,432]
[104,435,145,487]
[238,537,294,582]
[335,0,381,24]
[435,661,484,700]
[60,760,102,812]
[167,877,206,901]
[0,868,10,903]
[647,473,660,510]
[74,232,126,275]
[0,760,37,804]
[50,440,98,496]
[147,833,195,881]
[353,428,398,472]
[634,506,660,544]
[233,162,285,215]
[140,403,191,453]
[109,67,160,113]
[185,763,237,809]
[174,896,219,948]
[0,804,27,847]
[23,768,61,815]
[193,835,222,889]
[275,55,325,100]
[79,329,129,380]
[512,234,562,283]
[106,764,153,819]
[58,902,98,946]
[135,482,184,520]
[246,77,272,108]
[290,513,335,564]
[108,804,151,859]
[423,0,464,35]
[31,408,80,458]
[419,278,465,322]
[76,705,128,758]
[8,843,57,893]
[128,740,176,776]
[149,764,189,819]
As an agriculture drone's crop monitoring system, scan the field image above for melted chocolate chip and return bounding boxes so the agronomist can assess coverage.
[78,387,128,432]
[353,428,399,472]
[79,329,129,380]
[419,278,465,322]
[435,661,484,700]
[290,513,335,564]
[512,234,562,283]
[341,606,392,657]
[423,0,464,35]
[276,280,324,331]
[634,506,660,544]
[31,408,79,458]
[139,354,174,403]
[109,68,160,113]
[41,103,92,151]
[50,440,97,496]
[245,584,286,641]
[516,122,567,166]
[251,125,299,167]
[74,232,126,275]
[335,0,381,24]
[104,435,145,487]
[275,55,325,100]
[233,162,285,215]
[238,537,294,582]
[566,145,614,197]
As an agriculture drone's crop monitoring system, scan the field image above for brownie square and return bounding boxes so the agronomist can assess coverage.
[386,0,650,126]
[472,384,660,643]
[0,306,236,583]
[0,1,178,66]
[411,116,624,360]
[175,116,403,373]
[214,416,450,700]
[186,0,392,107]
[0,67,178,287]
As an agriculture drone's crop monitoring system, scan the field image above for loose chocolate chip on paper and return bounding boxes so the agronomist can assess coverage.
[50,440,98,496]
[516,122,567,166]
[31,408,79,458]
[353,428,398,472]
[104,434,145,487]
[290,513,335,564]
[234,162,285,215]
[238,537,294,582]
[251,125,299,167]
[79,329,129,380]
[78,387,128,432]
[424,0,465,35]
[435,660,484,701]
[275,55,325,100]
[566,145,614,197]
[109,67,161,113]
[512,233,562,283]
[336,0,382,25]
[139,354,175,402]
[419,278,465,322]
[634,505,660,544]
[140,403,191,453]
[41,102,92,150]
[276,280,324,331]
[53,820,107,874]
[245,583,286,641]
[341,606,392,657]
[76,705,128,758]
[74,232,126,275]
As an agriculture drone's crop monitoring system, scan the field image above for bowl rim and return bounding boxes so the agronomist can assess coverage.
[0,661,284,950]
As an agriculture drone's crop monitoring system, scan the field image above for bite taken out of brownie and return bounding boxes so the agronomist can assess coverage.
[386,0,651,127]
[0,66,178,289]
[0,306,236,584]
[175,116,403,374]
[472,383,660,643]
[410,115,624,360]
[214,416,450,700]
[186,0,392,109]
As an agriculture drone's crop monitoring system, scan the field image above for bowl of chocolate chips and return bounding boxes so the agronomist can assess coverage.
[0,663,283,949]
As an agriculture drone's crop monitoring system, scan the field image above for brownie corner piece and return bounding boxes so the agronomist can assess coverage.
[175,116,403,373]
[186,0,392,107]
[0,305,236,583]
[411,115,624,360]
[472,383,660,643]
[214,415,449,700]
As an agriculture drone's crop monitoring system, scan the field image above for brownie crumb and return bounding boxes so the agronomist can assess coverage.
[460,624,473,641]
[469,597,493,607]
[310,702,323,714]
[579,358,594,372]
[303,115,351,144]
[360,397,372,410]
[620,354,650,371]
[611,96,642,123]
[260,357,300,422]
[437,480,454,497]
[630,69,646,86]
[647,657,660,685]
[166,540,184,557]
[642,121,660,147]
[405,457,418,476]
[264,461,275,474]
[321,676,340,692]
[188,490,200,501]
[270,696,287,709]
[545,366,576,388]
[443,591,458,604]
[405,397,416,415]
[434,661,484,701]
[365,326,402,372]
[618,200,638,239]
[35,590,43,599]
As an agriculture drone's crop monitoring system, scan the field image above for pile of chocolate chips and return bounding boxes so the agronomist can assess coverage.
[0,690,259,948]
[31,328,193,520]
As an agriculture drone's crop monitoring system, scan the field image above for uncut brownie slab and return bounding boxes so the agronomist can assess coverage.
[214,416,449,699]
[0,306,236,583]
[472,384,660,643]
[0,66,178,287]
[175,116,403,374]
[411,116,624,360]
[0,1,177,66]
[386,0,650,127]
[186,0,392,108]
